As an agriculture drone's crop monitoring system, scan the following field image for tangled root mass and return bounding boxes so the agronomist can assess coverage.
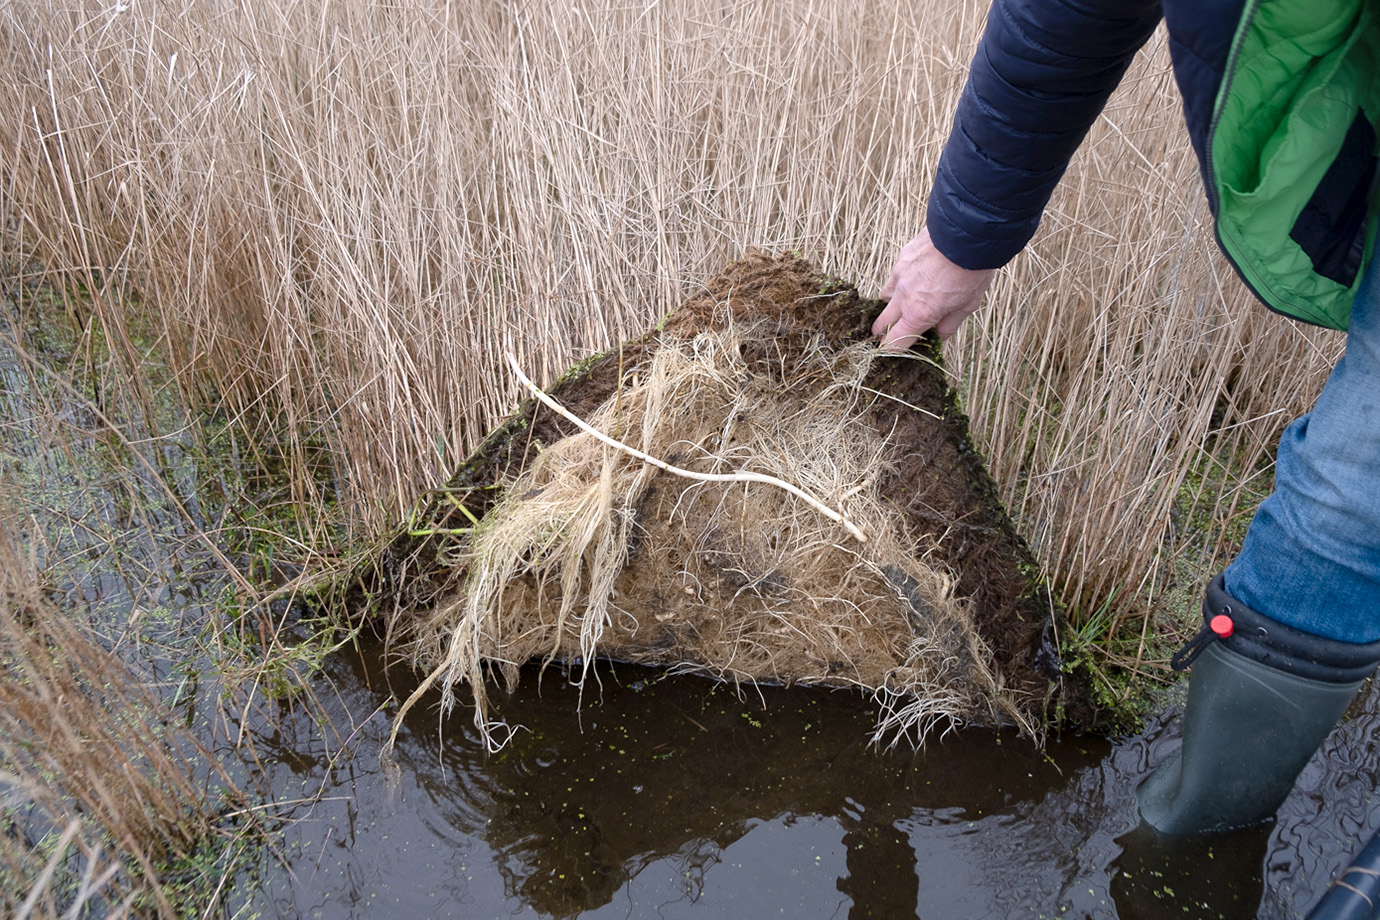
[374,253,1075,748]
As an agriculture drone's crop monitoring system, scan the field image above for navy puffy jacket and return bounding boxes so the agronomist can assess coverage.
[928,0,1243,270]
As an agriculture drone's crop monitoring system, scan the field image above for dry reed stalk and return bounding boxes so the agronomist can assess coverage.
[503,349,869,543]
[0,0,1338,668]
[0,523,244,919]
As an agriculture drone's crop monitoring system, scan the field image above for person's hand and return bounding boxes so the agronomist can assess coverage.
[873,227,996,349]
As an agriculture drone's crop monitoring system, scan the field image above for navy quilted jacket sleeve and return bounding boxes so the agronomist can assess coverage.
[927,0,1165,270]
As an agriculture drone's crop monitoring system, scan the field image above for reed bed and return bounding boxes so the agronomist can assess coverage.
[0,0,1340,676]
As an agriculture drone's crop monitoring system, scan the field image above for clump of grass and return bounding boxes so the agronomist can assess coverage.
[0,0,1339,699]
[0,271,347,917]
[0,524,252,919]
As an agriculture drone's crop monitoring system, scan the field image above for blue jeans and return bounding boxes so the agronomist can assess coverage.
[1224,256,1380,643]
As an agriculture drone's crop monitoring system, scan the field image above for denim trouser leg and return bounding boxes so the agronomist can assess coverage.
[1224,258,1380,643]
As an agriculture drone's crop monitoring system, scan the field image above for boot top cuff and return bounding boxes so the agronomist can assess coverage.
[1206,574,1380,683]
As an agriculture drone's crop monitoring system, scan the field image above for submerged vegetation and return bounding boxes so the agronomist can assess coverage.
[0,525,256,919]
[0,0,1344,912]
[0,285,344,915]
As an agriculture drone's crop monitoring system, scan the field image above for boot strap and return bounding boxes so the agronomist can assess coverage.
[1170,613,1235,672]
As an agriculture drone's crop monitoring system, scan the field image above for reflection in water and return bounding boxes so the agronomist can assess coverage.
[235,631,1380,920]
[239,639,1101,918]
[418,661,1117,918]
[1113,823,1269,920]
[1260,681,1380,920]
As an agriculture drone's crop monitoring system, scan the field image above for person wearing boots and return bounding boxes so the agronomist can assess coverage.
[874,0,1380,834]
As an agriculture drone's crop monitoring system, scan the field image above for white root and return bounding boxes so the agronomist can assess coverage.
[504,351,867,543]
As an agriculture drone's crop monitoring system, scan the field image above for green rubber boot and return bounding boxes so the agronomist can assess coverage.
[1137,575,1380,835]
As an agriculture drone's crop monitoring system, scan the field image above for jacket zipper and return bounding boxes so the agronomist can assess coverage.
[1204,0,1264,217]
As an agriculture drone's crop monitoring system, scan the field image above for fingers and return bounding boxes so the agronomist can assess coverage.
[934,314,965,340]
[879,270,899,301]
[875,287,981,349]
[871,297,901,339]
[873,270,950,350]
[934,298,983,339]
[872,295,927,353]
[880,328,922,352]
[876,309,931,352]
[874,227,996,350]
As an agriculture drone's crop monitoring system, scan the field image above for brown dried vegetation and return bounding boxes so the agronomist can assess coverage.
[0,0,1342,729]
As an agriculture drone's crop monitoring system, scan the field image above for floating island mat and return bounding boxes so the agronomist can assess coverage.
[360,252,1084,747]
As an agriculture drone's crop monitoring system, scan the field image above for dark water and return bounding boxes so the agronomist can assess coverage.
[229,630,1380,920]
[5,304,1380,920]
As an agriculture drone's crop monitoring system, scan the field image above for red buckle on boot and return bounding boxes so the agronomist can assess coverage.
[1171,613,1235,671]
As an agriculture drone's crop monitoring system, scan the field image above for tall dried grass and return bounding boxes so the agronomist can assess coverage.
[0,524,247,919]
[0,0,1339,661]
